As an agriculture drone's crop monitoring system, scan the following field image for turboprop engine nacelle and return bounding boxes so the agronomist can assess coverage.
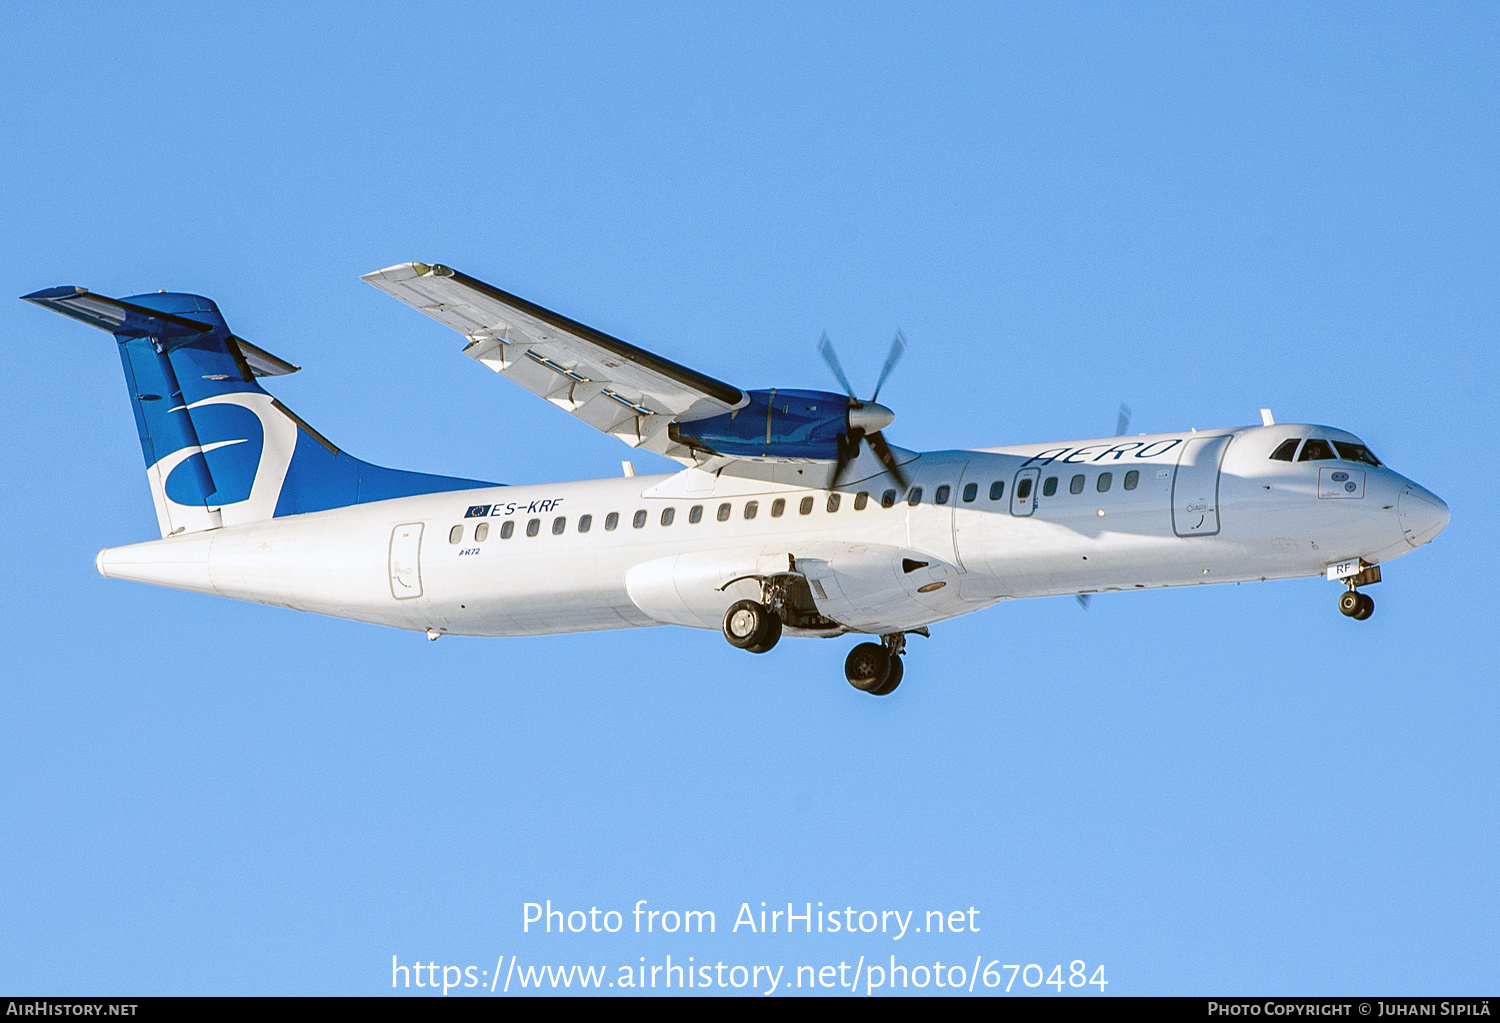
[671,388,853,459]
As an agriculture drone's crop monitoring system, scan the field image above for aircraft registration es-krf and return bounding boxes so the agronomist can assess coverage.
[24,264,1449,695]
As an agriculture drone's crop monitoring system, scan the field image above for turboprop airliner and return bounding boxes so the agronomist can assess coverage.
[24,263,1449,695]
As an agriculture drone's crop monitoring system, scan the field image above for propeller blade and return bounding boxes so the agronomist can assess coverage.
[865,430,910,491]
[818,332,857,399]
[1076,593,1092,610]
[1115,403,1132,437]
[831,428,863,488]
[871,329,907,401]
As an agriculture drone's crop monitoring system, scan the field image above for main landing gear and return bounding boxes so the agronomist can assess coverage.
[722,599,783,653]
[718,567,922,696]
[1337,564,1381,621]
[720,564,841,655]
[845,631,922,697]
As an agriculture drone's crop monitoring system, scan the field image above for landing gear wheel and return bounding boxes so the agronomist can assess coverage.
[1338,591,1362,617]
[845,642,891,692]
[723,600,780,651]
[1353,593,1374,620]
[745,612,782,653]
[869,654,903,696]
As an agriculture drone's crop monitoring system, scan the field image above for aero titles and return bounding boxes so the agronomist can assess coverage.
[1016,438,1185,468]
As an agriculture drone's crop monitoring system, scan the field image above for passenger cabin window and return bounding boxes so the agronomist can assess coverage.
[1097,472,1112,493]
[881,490,897,508]
[552,516,566,535]
[1123,470,1139,491]
[578,515,592,533]
[526,519,540,537]
[854,492,869,510]
[907,487,923,506]
[449,525,463,544]
[1299,439,1335,461]
[935,485,951,505]
[799,496,814,515]
[1270,438,1300,461]
[717,503,731,522]
[771,498,785,517]
[604,512,619,531]
[1017,478,1033,499]
[1334,441,1382,466]
[1042,477,1058,497]
[660,507,675,526]
[474,522,490,542]
[632,510,648,528]
[1070,475,1085,495]
[500,520,515,539]
[744,501,759,519]
[688,505,703,523]
[989,481,1005,500]
[827,493,841,513]
[962,483,978,502]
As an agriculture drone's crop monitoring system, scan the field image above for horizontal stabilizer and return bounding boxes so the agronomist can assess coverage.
[23,286,212,339]
[22,286,299,375]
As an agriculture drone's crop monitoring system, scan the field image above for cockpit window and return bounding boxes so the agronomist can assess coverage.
[1334,441,1382,466]
[1298,439,1335,461]
[1269,439,1300,461]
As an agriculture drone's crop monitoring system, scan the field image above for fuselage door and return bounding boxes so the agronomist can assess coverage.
[1171,435,1232,537]
[1011,468,1040,517]
[389,522,424,599]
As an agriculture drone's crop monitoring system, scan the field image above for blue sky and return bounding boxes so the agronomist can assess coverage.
[2,2,1496,995]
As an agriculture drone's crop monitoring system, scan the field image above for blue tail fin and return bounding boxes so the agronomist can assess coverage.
[24,286,495,536]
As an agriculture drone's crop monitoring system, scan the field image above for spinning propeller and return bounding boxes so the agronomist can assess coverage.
[819,330,909,490]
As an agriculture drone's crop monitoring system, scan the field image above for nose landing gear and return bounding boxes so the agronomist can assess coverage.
[1334,563,1380,621]
[1338,589,1375,620]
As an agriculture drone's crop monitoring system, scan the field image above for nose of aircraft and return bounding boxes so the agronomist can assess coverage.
[1398,481,1450,548]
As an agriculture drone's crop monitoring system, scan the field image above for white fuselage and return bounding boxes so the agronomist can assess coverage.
[94,424,1448,639]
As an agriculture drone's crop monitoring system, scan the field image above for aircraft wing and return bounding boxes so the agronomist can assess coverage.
[361,263,747,463]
